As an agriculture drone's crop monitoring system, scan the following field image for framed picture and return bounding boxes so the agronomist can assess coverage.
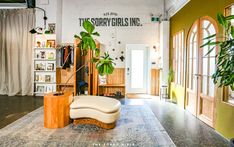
[46,85,53,93]
[45,75,52,83]
[46,40,55,48]
[40,51,46,59]
[36,85,45,93]
[47,51,55,60]
[35,62,46,71]
[46,62,55,71]
[48,23,56,34]
[35,74,39,82]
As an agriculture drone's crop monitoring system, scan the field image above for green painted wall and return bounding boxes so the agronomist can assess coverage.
[170,0,234,139]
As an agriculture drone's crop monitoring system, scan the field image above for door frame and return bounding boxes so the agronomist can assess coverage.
[185,16,218,127]
[125,44,149,94]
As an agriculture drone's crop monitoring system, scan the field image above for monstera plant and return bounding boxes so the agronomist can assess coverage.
[74,20,114,75]
[201,13,234,91]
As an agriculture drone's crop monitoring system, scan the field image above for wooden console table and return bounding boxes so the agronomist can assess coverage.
[44,92,73,129]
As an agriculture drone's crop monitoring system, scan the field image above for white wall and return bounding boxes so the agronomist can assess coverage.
[36,0,163,68]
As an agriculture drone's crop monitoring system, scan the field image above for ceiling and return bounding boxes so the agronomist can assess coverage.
[0,0,25,3]
[165,0,190,17]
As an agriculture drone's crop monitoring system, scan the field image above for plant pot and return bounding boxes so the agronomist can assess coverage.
[230,138,234,147]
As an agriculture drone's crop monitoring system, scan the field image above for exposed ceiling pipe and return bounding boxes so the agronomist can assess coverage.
[162,0,169,21]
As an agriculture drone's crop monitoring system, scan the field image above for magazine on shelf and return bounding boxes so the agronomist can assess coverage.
[36,85,45,93]
[45,85,53,93]
[46,62,55,71]
[47,51,55,60]
[45,75,52,83]
[35,61,46,71]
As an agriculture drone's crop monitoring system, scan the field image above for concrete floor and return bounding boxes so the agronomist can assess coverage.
[0,95,229,147]
[0,95,43,129]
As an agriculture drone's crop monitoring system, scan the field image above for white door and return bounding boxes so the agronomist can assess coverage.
[126,44,148,94]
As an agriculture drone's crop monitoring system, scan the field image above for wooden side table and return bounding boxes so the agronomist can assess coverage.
[44,92,73,129]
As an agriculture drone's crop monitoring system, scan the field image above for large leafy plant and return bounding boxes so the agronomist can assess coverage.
[74,20,114,75]
[201,13,234,90]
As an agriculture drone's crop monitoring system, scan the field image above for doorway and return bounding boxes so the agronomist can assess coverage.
[126,44,148,94]
[186,16,218,127]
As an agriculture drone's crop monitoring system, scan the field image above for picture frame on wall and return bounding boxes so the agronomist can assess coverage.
[48,23,56,34]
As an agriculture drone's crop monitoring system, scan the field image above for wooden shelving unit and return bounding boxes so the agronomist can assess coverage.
[33,34,57,96]
[98,68,125,97]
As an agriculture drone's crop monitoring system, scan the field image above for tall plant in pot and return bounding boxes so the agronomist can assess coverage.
[201,13,234,147]
[61,20,115,94]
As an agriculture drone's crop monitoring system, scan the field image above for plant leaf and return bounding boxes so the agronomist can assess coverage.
[203,34,216,40]
[92,32,100,36]
[225,15,234,20]
[95,48,100,57]
[83,20,95,34]
[231,26,234,38]
[88,38,96,49]
[217,13,227,28]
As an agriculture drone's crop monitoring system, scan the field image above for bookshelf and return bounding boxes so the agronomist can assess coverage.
[33,34,57,96]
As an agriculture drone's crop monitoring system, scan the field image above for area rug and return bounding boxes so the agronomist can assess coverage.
[0,105,175,147]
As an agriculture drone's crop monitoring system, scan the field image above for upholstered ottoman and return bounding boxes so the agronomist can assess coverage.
[70,96,121,129]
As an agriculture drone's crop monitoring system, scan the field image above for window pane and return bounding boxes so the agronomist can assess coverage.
[202,76,207,95]
[202,57,208,76]
[189,43,193,58]
[193,58,197,74]
[209,77,215,97]
[210,57,216,76]
[203,20,210,29]
[193,42,197,58]
[131,50,144,88]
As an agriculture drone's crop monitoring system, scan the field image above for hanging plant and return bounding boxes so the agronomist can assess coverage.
[201,13,234,91]
[74,20,115,75]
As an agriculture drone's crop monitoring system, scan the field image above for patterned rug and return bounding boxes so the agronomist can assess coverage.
[0,105,175,147]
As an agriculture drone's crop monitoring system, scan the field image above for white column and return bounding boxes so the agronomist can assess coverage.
[159,21,170,87]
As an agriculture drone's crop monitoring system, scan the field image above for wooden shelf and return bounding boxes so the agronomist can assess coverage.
[99,84,125,87]
[57,83,74,86]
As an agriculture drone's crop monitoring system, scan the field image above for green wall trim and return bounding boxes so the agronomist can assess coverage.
[170,0,234,139]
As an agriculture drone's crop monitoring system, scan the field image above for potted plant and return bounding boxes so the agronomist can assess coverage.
[167,67,174,100]
[58,20,115,94]
[201,13,234,147]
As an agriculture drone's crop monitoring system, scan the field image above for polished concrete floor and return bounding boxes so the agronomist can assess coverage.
[0,95,229,147]
[0,95,43,129]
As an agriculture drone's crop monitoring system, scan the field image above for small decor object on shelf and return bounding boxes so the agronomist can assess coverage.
[46,40,55,48]
[37,41,41,47]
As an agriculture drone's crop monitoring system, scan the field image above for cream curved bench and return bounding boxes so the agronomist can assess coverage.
[70,95,121,129]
